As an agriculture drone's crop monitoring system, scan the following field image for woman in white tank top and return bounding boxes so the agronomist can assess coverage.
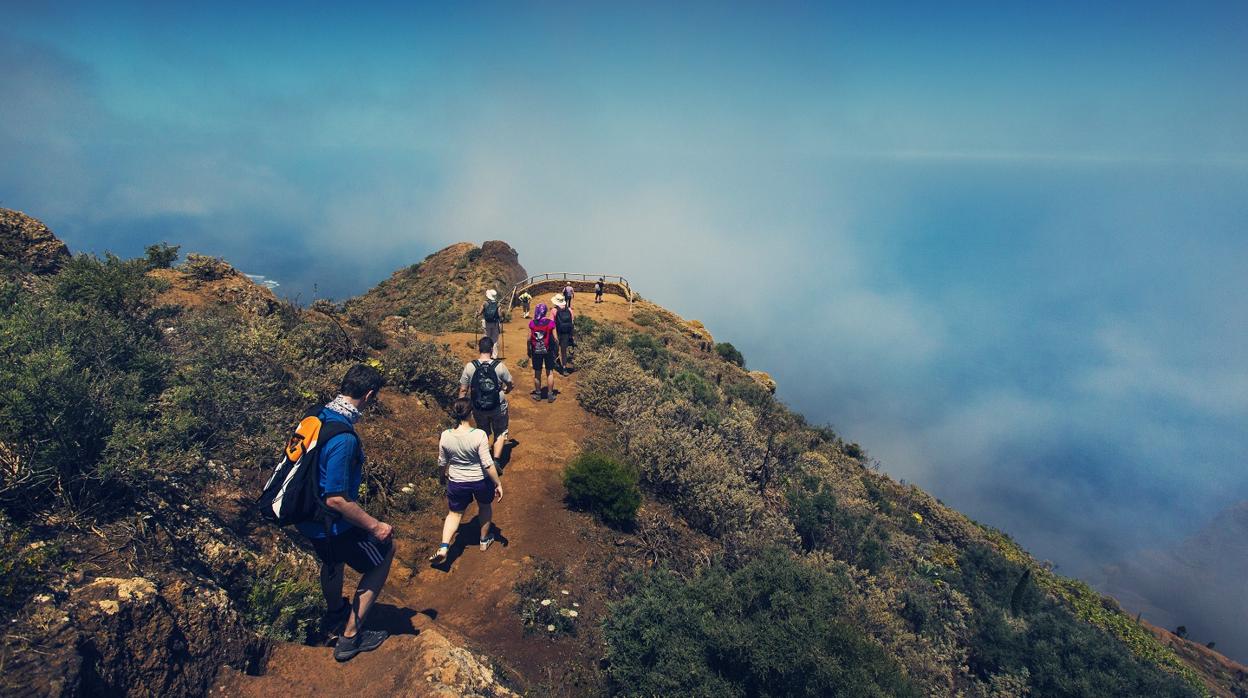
[430,398,503,565]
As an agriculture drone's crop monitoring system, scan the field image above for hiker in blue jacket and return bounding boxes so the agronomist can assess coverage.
[297,364,395,662]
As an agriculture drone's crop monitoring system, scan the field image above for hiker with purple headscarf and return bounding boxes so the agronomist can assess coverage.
[527,302,559,402]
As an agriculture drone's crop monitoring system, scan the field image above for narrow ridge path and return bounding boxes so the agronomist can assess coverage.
[220,294,636,696]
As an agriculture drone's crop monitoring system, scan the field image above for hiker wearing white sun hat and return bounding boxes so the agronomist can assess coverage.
[551,295,575,373]
[475,289,502,359]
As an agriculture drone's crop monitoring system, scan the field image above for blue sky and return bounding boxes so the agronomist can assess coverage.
[4,1,1247,658]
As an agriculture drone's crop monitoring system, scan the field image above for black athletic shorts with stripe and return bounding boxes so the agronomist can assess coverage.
[311,526,392,574]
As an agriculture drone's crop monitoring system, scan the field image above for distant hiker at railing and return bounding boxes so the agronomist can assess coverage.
[553,294,575,374]
[476,289,502,359]
[430,398,504,565]
[528,302,559,402]
[595,277,604,303]
[518,290,533,318]
[562,282,575,309]
[459,336,515,462]
[297,365,394,662]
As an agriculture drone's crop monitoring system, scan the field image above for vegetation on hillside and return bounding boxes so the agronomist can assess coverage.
[0,223,1225,696]
[0,245,461,694]
[576,299,1205,697]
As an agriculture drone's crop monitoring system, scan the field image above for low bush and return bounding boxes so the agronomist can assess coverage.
[724,377,771,409]
[715,341,745,367]
[180,253,234,281]
[626,332,669,376]
[787,476,890,573]
[243,562,321,643]
[671,370,719,406]
[0,257,168,516]
[563,453,641,529]
[954,544,1197,697]
[382,340,459,403]
[604,548,917,697]
[143,242,180,269]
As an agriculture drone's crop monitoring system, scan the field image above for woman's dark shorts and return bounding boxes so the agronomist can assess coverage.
[311,527,393,574]
[531,349,558,372]
[447,478,494,512]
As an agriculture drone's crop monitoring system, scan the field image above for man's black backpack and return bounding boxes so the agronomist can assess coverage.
[258,406,354,527]
[555,307,574,335]
[483,299,500,322]
[470,359,503,411]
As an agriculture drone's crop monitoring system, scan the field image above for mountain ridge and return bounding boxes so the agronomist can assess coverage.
[1,208,1243,697]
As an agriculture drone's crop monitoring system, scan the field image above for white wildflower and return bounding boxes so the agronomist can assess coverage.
[546,624,556,632]
[541,599,552,606]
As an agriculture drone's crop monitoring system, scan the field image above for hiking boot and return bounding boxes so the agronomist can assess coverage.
[334,629,388,662]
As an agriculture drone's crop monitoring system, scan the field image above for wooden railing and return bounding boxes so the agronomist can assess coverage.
[506,273,634,314]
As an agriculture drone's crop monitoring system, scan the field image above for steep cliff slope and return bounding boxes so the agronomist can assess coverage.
[2,210,1241,696]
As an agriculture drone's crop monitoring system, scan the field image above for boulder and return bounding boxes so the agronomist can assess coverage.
[0,208,70,274]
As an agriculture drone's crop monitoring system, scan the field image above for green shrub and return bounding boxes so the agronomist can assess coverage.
[787,476,890,573]
[562,453,641,529]
[715,342,745,367]
[671,370,719,406]
[724,377,771,408]
[180,253,233,281]
[143,242,180,269]
[953,544,1197,697]
[382,340,458,403]
[574,313,598,338]
[626,332,669,377]
[0,256,168,515]
[243,562,321,643]
[604,548,917,697]
[632,308,661,327]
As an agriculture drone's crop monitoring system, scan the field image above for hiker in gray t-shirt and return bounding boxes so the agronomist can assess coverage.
[459,336,514,461]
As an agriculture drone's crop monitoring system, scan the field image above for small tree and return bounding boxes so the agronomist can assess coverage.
[715,342,745,367]
[143,242,180,269]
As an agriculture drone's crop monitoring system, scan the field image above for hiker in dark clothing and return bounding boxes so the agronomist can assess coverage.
[562,282,574,309]
[553,294,575,374]
[297,364,394,662]
[527,302,559,402]
[475,289,502,359]
[594,278,604,303]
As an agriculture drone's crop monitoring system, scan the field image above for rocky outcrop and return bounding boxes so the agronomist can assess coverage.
[0,208,70,274]
[5,575,265,697]
[149,258,282,317]
[215,617,518,698]
[347,241,528,333]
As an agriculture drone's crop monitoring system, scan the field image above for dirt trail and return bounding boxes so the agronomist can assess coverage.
[219,294,635,696]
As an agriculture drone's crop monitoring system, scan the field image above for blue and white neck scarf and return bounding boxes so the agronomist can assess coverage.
[325,395,362,424]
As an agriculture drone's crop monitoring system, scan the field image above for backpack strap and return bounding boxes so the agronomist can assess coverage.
[312,416,358,532]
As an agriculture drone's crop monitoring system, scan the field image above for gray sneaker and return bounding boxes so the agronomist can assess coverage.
[334,629,388,662]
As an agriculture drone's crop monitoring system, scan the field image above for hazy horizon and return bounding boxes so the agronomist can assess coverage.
[4,1,1246,660]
